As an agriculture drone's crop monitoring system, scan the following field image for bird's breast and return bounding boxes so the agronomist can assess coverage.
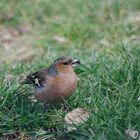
[49,72,77,98]
[34,72,77,104]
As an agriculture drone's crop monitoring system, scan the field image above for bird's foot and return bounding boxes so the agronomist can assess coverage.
[43,103,51,112]
[62,103,71,112]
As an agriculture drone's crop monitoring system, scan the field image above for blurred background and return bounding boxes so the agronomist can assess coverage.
[0,0,140,64]
[0,0,140,139]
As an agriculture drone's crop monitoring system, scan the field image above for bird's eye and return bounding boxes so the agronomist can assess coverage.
[63,62,69,65]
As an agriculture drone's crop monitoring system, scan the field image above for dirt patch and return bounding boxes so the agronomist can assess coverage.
[0,26,43,63]
[125,11,140,25]
[0,131,31,140]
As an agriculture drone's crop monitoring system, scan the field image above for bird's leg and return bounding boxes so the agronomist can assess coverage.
[62,103,71,112]
[43,103,51,112]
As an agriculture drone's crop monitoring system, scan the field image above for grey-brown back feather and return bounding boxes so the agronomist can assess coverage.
[24,65,58,88]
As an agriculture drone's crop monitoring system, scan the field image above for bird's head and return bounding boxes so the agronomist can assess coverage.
[53,57,81,73]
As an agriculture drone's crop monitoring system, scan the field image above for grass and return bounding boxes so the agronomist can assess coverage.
[0,0,140,139]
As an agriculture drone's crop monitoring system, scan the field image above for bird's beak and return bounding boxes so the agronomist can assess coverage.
[71,59,81,67]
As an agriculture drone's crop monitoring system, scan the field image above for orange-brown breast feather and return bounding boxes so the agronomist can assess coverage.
[34,70,77,104]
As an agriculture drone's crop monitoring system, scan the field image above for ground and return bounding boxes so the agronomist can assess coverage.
[0,0,140,139]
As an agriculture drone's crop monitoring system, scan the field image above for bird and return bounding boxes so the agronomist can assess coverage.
[22,57,81,104]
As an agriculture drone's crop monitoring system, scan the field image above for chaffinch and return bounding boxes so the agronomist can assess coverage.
[23,57,80,104]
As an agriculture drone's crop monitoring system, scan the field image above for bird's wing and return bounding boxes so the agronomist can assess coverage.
[25,69,47,88]
[23,65,58,88]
